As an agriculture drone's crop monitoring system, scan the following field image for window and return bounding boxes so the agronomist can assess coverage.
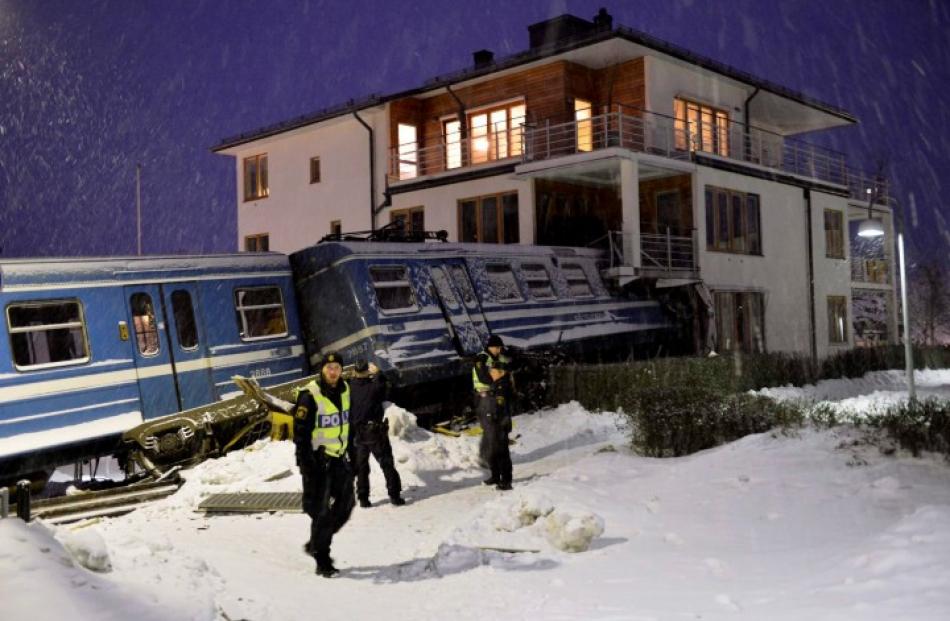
[448,265,479,309]
[245,234,269,252]
[444,119,462,170]
[469,101,526,164]
[828,295,848,344]
[369,266,418,313]
[310,156,321,184]
[521,263,556,300]
[485,263,524,303]
[458,192,519,244]
[705,186,761,254]
[561,263,593,298]
[824,209,844,259]
[397,123,418,180]
[674,98,729,156]
[575,99,593,152]
[234,287,288,340]
[429,267,460,310]
[243,154,269,201]
[330,220,342,237]
[714,291,766,353]
[171,290,199,350]
[130,293,160,356]
[7,300,89,370]
[391,207,425,236]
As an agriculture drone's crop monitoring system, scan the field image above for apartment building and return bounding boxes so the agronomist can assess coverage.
[213,10,897,360]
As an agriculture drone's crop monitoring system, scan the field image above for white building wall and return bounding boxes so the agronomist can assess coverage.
[383,174,533,243]
[693,167,813,355]
[231,106,388,254]
[810,191,855,359]
[645,56,749,123]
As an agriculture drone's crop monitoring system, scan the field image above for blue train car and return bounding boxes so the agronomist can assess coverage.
[290,240,672,411]
[0,253,307,484]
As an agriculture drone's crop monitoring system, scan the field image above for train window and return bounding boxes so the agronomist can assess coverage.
[369,266,418,313]
[234,287,288,340]
[130,293,161,356]
[7,300,90,370]
[521,263,557,300]
[562,263,593,298]
[429,268,460,310]
[448,265,478,309]
[485,263,524,303]
[171,290,199,350]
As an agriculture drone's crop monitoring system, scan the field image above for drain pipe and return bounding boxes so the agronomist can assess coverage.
[352,110,377,231]
[804,188,817,365]
[446,84,467,142]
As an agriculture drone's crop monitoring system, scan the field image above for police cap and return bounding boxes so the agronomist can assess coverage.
[321,352,345,368]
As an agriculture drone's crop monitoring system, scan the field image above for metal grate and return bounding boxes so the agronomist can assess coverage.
[197,492,303,514]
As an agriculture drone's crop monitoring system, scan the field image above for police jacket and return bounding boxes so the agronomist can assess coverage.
[293,378,351,461]
[349,372,389,426]
[472,350,513,398]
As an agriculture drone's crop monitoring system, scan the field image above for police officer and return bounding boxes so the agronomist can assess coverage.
[349,360,405,508]
[473,334,513,491]
[293,352,356,578]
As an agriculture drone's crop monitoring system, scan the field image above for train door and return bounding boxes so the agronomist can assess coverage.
[124,283,215,419]
[429,262,489,355]
[160,283,215,409]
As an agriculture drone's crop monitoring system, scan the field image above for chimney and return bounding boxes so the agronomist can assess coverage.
[593,8,613,31]
[527,14,595,49]
[473,49,494,68]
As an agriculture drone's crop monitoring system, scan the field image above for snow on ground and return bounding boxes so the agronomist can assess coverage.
[2,372,950,620]
[756,368,950,416]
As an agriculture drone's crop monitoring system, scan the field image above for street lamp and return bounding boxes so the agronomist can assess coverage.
[859,190,915,400]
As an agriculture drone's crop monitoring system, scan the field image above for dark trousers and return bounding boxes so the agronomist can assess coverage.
[477,393,512,484]
[352,422,402,500]
[301,452,355,558]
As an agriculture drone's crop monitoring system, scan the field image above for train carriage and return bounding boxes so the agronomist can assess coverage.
[0,254,307,485]
[290,240,673,412]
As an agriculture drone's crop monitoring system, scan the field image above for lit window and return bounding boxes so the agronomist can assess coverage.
[575,99,592,152]
[674,98,729,156]
[243,154,269,201]
[397,124,418,180]
[444,119,462,169]
[234,287,288,340]
[468,101,525,164]
[7,300,89,370]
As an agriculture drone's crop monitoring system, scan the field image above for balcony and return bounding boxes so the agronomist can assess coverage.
[602,229,698,277]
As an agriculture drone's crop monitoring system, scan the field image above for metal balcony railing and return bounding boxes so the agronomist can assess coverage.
[851,258,890,284]
[603,229,698,274]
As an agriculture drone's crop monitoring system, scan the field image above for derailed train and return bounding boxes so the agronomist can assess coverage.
[0,238,674,486]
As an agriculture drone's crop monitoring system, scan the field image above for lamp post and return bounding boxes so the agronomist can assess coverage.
[858,191,915,400]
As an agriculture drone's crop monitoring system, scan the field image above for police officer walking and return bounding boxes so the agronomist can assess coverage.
[473,334,514,491]
[349,360,405,508]
[293,352,356,577]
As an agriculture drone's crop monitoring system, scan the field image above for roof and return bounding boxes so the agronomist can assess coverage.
[213,18,856,152]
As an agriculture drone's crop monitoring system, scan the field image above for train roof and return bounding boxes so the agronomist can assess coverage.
[0,253,291,291]
[290,240,606,272]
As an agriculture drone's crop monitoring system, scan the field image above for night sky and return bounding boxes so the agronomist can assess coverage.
[1,0,948,263]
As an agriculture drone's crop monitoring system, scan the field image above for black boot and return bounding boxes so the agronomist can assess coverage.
[315,552,338,578]
[390,495,406,506]
[358,497,372,508]
[496,481,512,491]
[483,476,499,486]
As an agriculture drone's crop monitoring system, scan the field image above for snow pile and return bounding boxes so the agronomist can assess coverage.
[58,526,112,572]
[384,403,428,441]
[542,509,605,552]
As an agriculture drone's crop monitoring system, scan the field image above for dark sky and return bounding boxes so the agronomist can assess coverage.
[1,0,948,262]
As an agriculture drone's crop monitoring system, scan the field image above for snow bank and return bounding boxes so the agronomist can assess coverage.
[58,526,112,572]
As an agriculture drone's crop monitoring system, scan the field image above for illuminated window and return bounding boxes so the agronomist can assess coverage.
[575,99,593,152]
[397,123,418,180]
[674,98,729,156]
[468,102,526,164]
[243,154,269,201]
[828,296,848,344]
[444,119,462,169]
[7,300,89,370]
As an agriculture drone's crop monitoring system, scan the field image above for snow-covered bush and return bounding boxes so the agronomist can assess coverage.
[870,397,950,459]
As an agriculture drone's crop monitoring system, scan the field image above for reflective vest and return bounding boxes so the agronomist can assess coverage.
[295,380,351,458]
[472,351,510,393]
